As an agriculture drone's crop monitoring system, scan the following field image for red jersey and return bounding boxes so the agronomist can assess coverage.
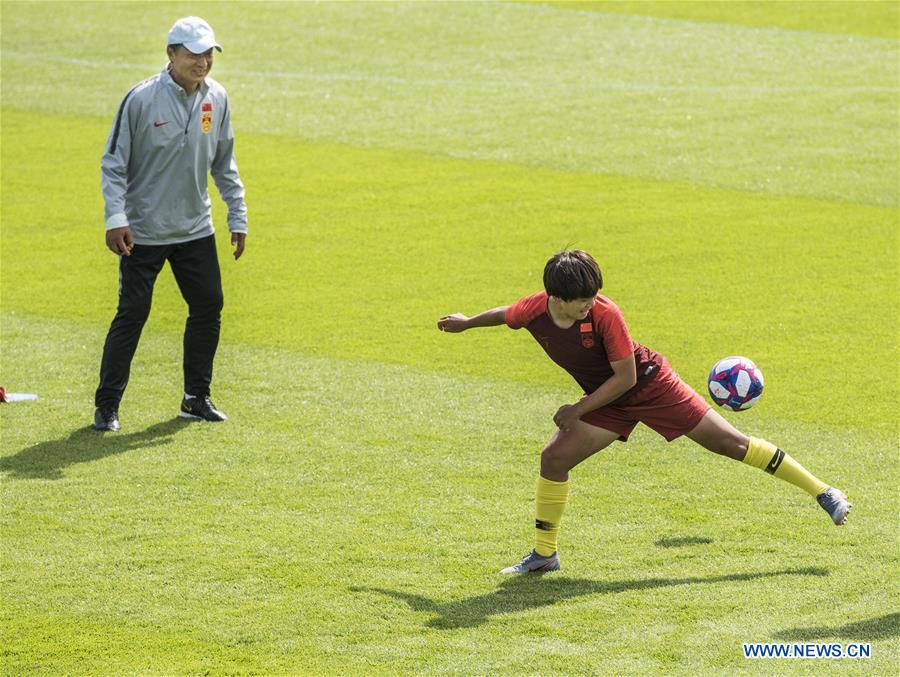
[505,291,665,401]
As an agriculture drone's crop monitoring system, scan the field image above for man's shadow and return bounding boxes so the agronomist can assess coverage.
[0,418,190,480]
[352,566,829,630]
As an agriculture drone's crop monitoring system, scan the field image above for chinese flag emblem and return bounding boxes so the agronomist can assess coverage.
[201,102,213,133]
[579,322,595,349]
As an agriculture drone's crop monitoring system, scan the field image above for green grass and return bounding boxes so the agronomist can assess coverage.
[2,1,899,674]
[2,312,897,674]
[2,108,896,434]
[2,1,898,205]
[536,1,900,39]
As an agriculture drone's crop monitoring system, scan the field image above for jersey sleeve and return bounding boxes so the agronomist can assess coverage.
[592,296,635,361]
[505,291,548,329]
[210,90,248,234]
[101,88,139,230]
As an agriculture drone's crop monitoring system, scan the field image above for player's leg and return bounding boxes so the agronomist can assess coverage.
[540,420,621,481]
[95,244,168,424]
[685,409,851,525]
[537,421,620,550]
[682,407,748,460]
[502,421,620,573]
[169,235,225,420]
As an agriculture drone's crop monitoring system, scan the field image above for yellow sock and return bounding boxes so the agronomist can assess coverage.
[534,476,569,557]
[743,437,828,497]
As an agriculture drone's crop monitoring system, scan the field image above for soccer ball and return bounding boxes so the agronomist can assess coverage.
[707,356,764,411]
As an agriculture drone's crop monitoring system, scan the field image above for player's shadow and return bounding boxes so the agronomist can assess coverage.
[352,566,829,630]
[0,418,190,480]
[773,612,900,642]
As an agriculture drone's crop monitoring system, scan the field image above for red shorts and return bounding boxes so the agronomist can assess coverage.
[580,365,710,442]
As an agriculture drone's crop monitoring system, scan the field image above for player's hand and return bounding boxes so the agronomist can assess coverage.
[553,403,581,432]
[105,226,134,256]
[437,314,469,333]
[231,232,246,260]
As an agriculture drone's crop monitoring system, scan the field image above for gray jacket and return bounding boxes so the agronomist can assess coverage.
[101,67,248,245]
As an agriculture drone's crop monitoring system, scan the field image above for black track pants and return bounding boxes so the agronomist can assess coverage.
[95,235,223,408]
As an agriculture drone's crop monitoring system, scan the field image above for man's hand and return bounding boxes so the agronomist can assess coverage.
[553,403,582,432]
[105,226,134,256]
[231,232,246,260]
[437,314,470,333]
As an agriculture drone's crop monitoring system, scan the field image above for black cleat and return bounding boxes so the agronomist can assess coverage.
[93,407,120,432]
[179,396,227,422]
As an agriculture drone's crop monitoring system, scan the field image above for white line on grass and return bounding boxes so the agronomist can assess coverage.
[1,51,896,94]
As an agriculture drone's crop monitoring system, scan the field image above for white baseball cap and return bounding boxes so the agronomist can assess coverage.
[167,16,222,53]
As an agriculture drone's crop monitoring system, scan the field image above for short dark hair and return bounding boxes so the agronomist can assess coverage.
[543,250,603,300]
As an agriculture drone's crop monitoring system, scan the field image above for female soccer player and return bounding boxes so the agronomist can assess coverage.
[437,250,850,574]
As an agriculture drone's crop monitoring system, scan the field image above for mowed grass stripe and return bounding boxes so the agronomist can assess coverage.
[2,109,897,434]
[2,2,897,206]
[1,311,896,674]
[535,0,900,39]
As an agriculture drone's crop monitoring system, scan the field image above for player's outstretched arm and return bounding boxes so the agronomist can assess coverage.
[437,306,509,333]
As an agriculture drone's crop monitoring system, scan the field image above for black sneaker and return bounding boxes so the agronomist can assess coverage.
[93,407,120,432]
[179,396,227,422]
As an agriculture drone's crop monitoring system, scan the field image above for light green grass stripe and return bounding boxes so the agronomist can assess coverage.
[2,109,897,433]
[2,1,897,205]
[530,0,900,39]
[2,311,897,675]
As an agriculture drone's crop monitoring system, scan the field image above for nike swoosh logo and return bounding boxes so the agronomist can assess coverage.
[531,559,557,571]
[153,121,169,128]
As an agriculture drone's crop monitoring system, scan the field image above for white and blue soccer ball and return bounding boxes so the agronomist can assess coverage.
[707,356,764,411]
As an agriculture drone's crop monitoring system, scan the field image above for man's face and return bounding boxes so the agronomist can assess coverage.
[168,45,214,89]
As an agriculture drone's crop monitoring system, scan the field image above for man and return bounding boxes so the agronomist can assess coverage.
[438,250,851,574]
[94,16,248,432]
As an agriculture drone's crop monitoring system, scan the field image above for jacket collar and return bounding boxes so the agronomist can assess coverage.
[161,66,209,98]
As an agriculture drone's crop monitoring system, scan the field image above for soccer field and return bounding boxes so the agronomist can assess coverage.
[1,1,898,674]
